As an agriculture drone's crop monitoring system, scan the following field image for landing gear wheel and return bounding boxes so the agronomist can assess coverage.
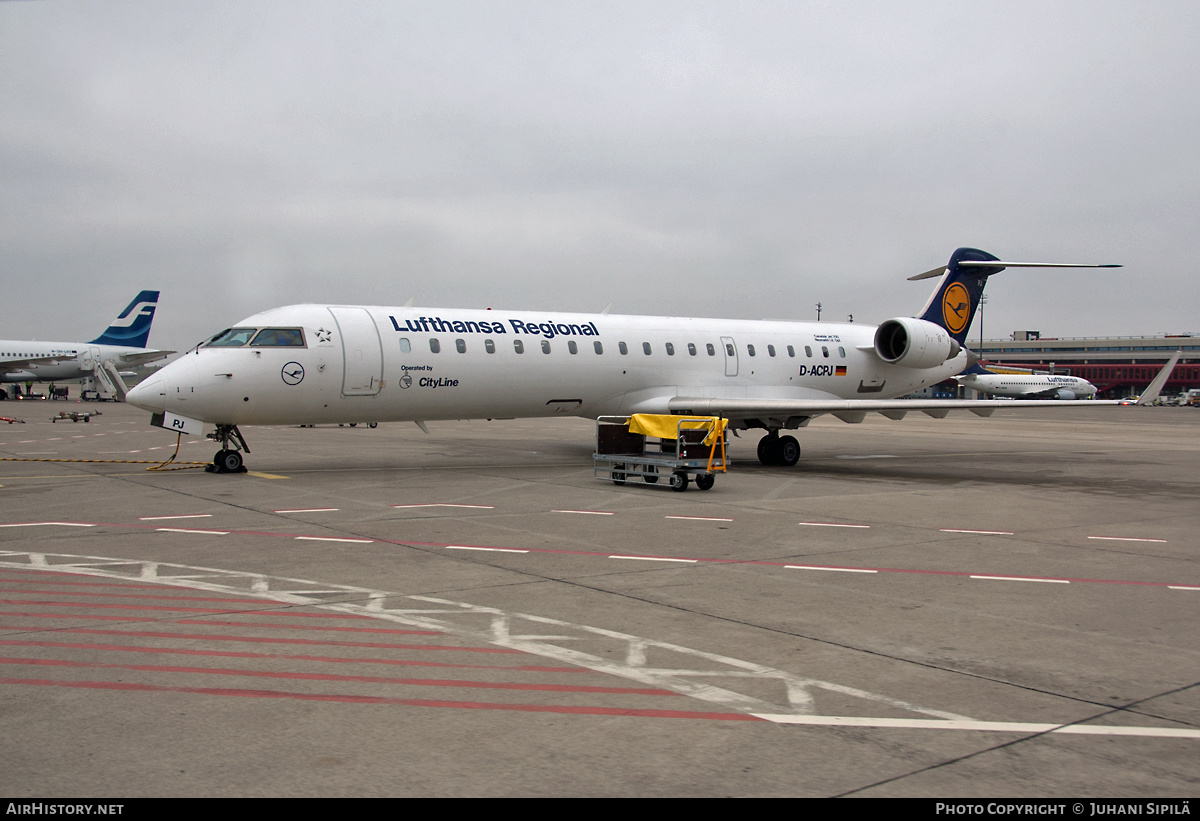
[612,463,626,485]
[644,465,659,484]
[368,422,378,428]
[207,424,250,474]
[757,435,780,466]
[670,471,689,492]
[778,435,800,467]
[213,449,243,473]
[695,473,715,491]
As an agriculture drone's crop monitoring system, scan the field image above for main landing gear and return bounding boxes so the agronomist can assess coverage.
[207,424,249,473]
[757,431,800,467]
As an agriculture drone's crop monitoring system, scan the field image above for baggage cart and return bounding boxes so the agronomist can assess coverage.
[594,414,728,491]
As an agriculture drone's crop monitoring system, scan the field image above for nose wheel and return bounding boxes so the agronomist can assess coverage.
[212,449,244,473]
[206,424,250,473]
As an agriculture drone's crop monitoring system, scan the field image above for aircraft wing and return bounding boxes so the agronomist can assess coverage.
[115,350,174,367]
[668,396,1120,425]
[0,355,68,376]
[1020,386,1067,399]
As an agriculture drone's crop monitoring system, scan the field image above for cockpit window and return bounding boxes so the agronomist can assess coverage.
[207,328,258,347]
[250,328,306,347]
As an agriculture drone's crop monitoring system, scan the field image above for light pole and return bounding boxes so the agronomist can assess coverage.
[979,293,987,351]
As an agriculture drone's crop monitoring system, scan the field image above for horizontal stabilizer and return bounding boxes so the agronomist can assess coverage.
[117,350,174,367]
[958,260,1122,269]
[911,249,1121,348]
[909,260,1120,281]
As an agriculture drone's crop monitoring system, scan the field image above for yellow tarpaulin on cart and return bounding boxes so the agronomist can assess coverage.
[627,414,727,446]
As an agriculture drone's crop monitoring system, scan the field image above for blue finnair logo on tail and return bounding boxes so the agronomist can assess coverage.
[90,290,160,348]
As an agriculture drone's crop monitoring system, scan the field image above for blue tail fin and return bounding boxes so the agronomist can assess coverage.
[912,248,1003,346]
[90,291,160,348]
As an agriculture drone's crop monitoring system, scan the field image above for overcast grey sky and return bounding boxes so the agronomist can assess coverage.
[2,1,1197,352]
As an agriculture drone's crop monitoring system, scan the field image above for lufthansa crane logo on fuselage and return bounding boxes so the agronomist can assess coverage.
[942,283,971,335]
[281,362,305,386]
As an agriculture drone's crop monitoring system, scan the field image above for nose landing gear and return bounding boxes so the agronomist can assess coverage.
[206,424,249,473]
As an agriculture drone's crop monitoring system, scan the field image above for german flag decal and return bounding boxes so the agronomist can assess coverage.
[835,365,847,376]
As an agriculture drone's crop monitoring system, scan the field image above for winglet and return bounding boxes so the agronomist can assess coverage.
[1136,351,1181,405]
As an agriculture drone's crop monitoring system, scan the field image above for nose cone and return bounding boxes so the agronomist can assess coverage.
[126,375,166,413]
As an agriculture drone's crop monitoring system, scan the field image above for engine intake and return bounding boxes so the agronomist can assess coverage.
[874,318,961,369]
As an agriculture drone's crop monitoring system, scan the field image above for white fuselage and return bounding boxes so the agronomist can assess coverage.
[957,372,1097,399]
[128,304,967,428]
[0,341,151,383]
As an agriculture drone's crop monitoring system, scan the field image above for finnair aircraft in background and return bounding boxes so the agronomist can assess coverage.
[956,363,1099,399]
[126,249,1121,473]
[1,291,169,395]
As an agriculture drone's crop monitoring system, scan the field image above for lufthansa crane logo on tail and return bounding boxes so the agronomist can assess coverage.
[941,283,971,334]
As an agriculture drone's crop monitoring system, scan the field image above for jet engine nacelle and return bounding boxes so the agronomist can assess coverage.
[874,317,961,369]
[1055,389,1077,400]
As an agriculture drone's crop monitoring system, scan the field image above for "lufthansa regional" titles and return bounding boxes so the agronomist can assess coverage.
[389,316,599,340]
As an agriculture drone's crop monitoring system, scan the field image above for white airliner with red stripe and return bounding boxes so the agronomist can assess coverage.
[126,249,1121,473]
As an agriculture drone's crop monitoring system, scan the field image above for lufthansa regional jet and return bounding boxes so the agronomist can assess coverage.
[126,249,1120,473]
[1,291,169,388]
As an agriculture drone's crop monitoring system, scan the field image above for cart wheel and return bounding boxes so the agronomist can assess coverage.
[695,473,715,491]
[670,471,689,492]
[644,465,659,484]
[612,463,626,485]
[368,422,378,428]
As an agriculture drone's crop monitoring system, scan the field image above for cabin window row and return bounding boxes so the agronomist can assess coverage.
[401,337,847,358]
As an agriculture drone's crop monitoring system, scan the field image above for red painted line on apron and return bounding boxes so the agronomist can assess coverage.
[0,607,439,633]
[25,627,522,654]
[0,677,761,720]
[0,598,376,619]
[0,639,581,673]
[0,575,181,589]
[1,588,367,607]
[0,657,673,695]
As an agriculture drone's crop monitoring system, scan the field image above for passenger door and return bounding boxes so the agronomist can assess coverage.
[329,307,384,396]
[720,336,738,377]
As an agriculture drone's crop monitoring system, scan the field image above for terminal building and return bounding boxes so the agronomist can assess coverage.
[974,332,1200,397]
